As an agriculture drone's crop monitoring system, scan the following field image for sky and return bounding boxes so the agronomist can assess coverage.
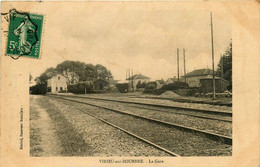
[16,2,232,81]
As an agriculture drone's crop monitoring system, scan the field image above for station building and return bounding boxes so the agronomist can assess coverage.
[127,73,150,91]
[47,74,68,93]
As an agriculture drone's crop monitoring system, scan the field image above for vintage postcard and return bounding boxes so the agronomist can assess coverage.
[0,1,259,167]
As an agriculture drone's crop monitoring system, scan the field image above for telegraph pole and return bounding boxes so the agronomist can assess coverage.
[177,48,180,82]
[221,54,224,78]
[210,12,216,99]
[183,48,186,83]
[129,69,131,91]
[131,69,134,91]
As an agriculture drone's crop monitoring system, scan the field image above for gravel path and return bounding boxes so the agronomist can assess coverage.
[30,95,63,156]
[46,96,171,156]
[51,97,232,156]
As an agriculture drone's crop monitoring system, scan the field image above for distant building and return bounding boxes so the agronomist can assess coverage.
[127,73,150,91]
[165,76,178,85]
[200,77,229,94]
[47,74,68,93]
[182,68,214,88]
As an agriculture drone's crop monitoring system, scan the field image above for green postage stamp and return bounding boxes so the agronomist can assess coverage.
[6,9,44,59]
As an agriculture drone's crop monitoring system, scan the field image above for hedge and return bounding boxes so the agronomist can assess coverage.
[161,82,189,91]
[144,81,189,95]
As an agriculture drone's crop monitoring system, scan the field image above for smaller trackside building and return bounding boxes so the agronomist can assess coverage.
[93,79,118,90]
[182,68,214,87]
[200,77,229,94]
[47,74,68,93]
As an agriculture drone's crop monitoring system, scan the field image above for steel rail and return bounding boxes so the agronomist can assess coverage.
[51,94,232,116]
[79,97,231,122]
[74,107,180,157]
[48,95,232,145]
[128,105,232,123]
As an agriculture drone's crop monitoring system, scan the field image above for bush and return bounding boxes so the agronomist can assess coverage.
[104,85,118,92]
[161,82,189,91]
[67,82,93,94]
[143,82,159,94]
[136,81,147,89]
[141,82,147,88]
[144,81,189,95]
[145,82,157,90]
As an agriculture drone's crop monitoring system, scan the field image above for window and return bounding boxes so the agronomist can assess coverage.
[60,87,63,91]
[58,77,60,80]
[56,87,58,91]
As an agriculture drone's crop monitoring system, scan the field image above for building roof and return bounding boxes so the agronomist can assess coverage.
[184,68,214,77]
[47,73,67,80]
[127,73,150,80]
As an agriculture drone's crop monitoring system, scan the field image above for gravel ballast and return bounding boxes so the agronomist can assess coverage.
[56,96,232,137]
[50,97,232,156]
[41,96,171,156]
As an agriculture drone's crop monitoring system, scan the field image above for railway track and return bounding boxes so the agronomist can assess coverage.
[52,94,232,117]
[48,95,232,156]
[82,98,231,123]
[74,98,232,137]
[128,105,231,122]
[72,106,180,156]
[50,94,232,123]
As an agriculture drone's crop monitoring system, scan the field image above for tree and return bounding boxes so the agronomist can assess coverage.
[37,60,114,86]
[95,64,113,80]
[36,67,57,84]
[56,60,85,84]
[84,64,97,81]
[216,41,232,82]
[34,77,40,84]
